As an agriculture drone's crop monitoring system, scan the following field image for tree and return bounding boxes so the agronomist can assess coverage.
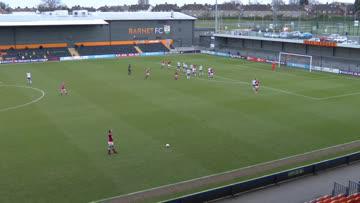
[355,0,360,12]
[299,0,309,6]
[272,0,285,11]
[38,0,66,11]
[0,1,10,12]
[272,0,285,7]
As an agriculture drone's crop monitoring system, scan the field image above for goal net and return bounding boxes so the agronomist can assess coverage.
[278,52,313,72]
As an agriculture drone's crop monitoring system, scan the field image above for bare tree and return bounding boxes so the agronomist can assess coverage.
[38,0,66,11]
[272,0,284,12]
[272,0,285,7]
[299,0,309,6]
[0,1,10,12]
[356,0,360,13]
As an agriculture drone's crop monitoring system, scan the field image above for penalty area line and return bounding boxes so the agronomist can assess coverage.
[213,76,360,100]
[206,75,320,100]
[157,64,359,100]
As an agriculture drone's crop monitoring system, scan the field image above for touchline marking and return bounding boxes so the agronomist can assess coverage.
[90,139,360,203]
[0,85,45,112]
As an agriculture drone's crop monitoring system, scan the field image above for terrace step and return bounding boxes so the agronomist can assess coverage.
[68,48,79,57]
[134,46,143,54]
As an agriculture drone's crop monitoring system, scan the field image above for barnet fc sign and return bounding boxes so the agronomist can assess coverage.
[128,25,171,35]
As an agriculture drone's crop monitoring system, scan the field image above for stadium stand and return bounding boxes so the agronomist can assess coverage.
[1,47,71,60]
[0,41,172,60]
[76,45,137,56]
[136,43,169,53]
[308,193,360,203]
[307,180,360,203]
[215,46,360,73]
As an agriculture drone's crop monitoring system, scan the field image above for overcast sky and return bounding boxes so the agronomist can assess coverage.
[1,0,354,8]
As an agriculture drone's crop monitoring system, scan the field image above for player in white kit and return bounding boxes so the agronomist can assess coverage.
[252,78,260,93]
[186,68,191,79]
[192,65,197,77]
[199,65,203,76]
[26,72,32,85]
[183,63,188,73]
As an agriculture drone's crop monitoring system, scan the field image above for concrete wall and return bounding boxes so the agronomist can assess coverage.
[283,43,306,54]
[109,20,193,47]
[0,19,194,47]
[263,41,282,51]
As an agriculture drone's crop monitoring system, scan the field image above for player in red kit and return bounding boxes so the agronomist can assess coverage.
[252,78,260,93]
[272,62,276,71]
[107,129,117,155]
[60,81,67,96]
[174,70,179,80]
[167,60,171,69]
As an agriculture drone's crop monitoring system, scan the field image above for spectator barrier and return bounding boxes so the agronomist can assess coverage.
[164,151,360,203]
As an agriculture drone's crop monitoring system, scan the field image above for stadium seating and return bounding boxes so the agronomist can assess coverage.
[308,193,360,203]
[1,47,71,60]
[306,179,360,203]
[137,43,169,53]
[0,43,171,60]
[76,43,169,56]
[76,45,137,56]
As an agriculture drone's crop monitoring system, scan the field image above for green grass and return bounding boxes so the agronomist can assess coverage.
[0,54,360,203]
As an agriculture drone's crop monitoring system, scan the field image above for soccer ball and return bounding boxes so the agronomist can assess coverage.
[165,144,170,148]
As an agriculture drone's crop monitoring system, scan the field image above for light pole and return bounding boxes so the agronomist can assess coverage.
[354,10,360,36]
[215,0,218,33]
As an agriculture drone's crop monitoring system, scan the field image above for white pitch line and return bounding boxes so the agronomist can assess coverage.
[90,139,360,203]
[165,65,319,100]
[0,85,45,112]
[212,75,320,100]
[317,91,360,100]
[214,75,360,101]
[164,63,359,101]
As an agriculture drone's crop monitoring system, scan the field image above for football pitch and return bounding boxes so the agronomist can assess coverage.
[0,54,360,202]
